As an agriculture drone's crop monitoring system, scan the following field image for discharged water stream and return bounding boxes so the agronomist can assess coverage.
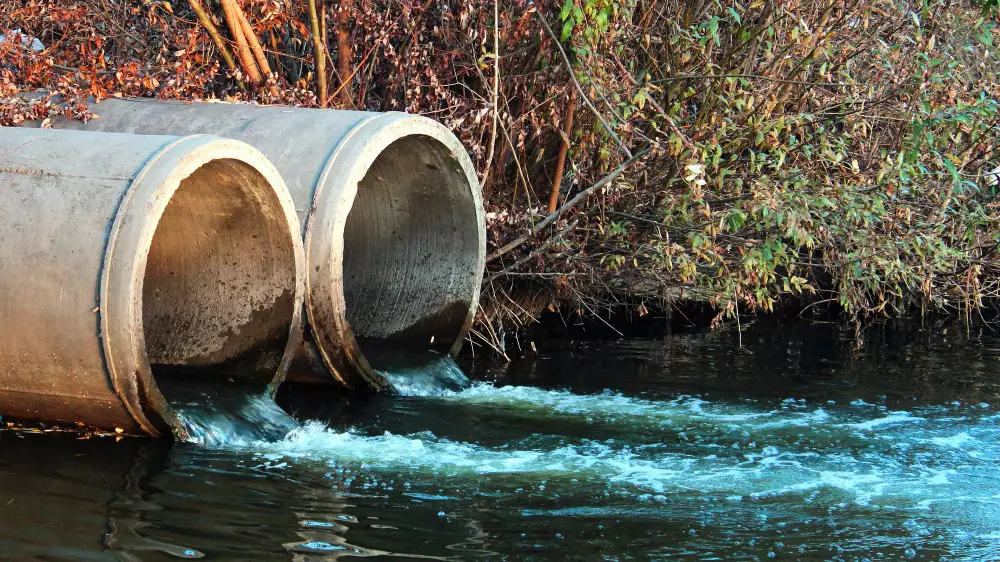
[154,376,300,446]
[1,320,999,560]
[360,343,472,395]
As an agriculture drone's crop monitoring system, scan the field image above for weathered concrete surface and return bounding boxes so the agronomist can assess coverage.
[44,99,486,391]
[0,127,304,435]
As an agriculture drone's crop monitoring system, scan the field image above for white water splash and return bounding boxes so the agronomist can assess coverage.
[844,411,925,430]
[929,432,974,448]
[204,384,1000,526]
[376,354,471,396]
[442,384,777,422]
[167,380,1000,559]
[174,394,299,446]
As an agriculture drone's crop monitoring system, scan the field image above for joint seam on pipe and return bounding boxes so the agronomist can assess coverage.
[301,112,387,386]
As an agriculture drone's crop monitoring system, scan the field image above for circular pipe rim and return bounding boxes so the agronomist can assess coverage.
[305,113,486,390]
[100,135,306,436]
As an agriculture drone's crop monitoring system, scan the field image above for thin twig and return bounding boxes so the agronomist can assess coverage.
[481,0,501,188]
[650,73,857,88]
[734,286,742,348]
[487,146,651,263]
[536,12,631,158]
[490,220,579,279]
[51,64,115,76]
[469,327,508,357]
[99,0,148,47]
[328,41,378,107]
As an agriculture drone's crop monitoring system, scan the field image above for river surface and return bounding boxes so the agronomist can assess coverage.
[1,320,999,560]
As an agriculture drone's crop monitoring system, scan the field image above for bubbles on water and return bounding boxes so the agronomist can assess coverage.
[168,378,1000,560]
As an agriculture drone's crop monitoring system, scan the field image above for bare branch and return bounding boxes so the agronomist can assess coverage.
[487,146,651,263]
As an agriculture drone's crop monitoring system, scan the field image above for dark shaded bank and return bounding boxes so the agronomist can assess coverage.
[281,315,1000,421]
[469,297,1000,359]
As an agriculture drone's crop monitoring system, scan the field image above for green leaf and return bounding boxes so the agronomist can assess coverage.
[726,211,747,232]
[728,6,741,24]
[632,89,647,109]
[561,18,574,42]
[942,158,959,184]
[559,0,574,21]
[595,9,608,29]
[708,18,720,44]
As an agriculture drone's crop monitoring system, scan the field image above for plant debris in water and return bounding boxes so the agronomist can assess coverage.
[2,419,129,440]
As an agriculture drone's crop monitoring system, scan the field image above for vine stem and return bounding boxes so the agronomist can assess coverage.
[536,11,631,159]
[480,0,501,189]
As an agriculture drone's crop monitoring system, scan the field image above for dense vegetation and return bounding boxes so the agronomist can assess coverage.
[2,0,999,347]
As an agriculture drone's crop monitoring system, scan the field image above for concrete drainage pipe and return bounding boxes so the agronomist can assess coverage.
[0,128,305,436]
[47,99,486,392]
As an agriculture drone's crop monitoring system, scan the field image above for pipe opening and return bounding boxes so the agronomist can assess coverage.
[141,158,297,420]
[342,135,480,381]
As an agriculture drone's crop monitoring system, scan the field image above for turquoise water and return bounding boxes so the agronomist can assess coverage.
[372,349,471,395]
[1,321,999,559]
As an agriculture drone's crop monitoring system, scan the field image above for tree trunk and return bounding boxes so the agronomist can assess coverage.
[547,90,576,214]
[307,0,328,105]
[187,0,245,90]
[233,2,272,77]
[335,0,354,106]
[220,0,261,84]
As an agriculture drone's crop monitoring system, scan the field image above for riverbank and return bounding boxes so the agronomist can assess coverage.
[3,1,998,347]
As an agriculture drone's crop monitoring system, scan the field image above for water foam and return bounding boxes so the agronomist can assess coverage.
[206,384,1000,524]
[440,384,780,426]
[165,378,1000,558]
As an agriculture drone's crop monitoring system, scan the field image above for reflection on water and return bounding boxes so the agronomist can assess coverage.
[0,434,206,560]
[0,320,998,560]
